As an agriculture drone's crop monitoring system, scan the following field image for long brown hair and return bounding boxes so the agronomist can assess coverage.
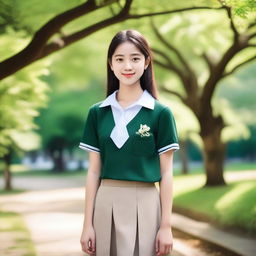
[106,29,158,99]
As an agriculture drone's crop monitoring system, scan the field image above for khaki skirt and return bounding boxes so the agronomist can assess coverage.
[92,179,161,256]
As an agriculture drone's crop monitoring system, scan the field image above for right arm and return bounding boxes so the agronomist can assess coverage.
[80,151,101,255]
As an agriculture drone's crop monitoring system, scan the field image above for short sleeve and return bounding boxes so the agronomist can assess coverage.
[156,107,180,155]
[79,106,100,153]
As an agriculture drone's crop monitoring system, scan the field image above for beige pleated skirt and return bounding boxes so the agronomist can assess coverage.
[92,179,161,256]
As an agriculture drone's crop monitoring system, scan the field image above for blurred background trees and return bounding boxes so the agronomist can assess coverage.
[150,4,256,185]
[0,0,255,189]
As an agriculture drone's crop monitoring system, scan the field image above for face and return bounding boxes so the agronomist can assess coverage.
[110,42,149,87]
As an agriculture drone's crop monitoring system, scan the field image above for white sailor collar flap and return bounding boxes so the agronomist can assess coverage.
[99,90,155,148]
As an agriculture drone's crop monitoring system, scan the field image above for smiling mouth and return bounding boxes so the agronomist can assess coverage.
[122,73,135,77]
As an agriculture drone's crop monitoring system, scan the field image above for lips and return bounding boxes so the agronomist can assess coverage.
[122,73,135,78]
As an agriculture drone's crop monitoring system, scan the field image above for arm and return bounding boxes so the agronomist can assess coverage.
[155,149,174,256]
[159,149,174,228]
[80,151,101,255]
[83,151,101,228]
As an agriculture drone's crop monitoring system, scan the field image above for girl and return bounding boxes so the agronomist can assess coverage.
[79,29,179,256]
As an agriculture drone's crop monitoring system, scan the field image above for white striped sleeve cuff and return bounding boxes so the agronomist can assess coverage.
[79,142,100,153]
[158,143,180,155]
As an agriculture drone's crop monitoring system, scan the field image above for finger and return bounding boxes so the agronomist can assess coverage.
[159,243,165,255]
[83,245,90,254]
[164,245,171,255]
[88,239,94,250]
[91,237,96,252]
[81,240,88,253]
[167,242,173,253]
[86,240,94,254]
[155,238,159,253]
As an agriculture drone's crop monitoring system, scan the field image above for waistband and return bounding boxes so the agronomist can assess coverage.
[100,179,156,187]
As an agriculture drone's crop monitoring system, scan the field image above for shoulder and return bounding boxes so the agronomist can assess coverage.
[154,100,174,116]
[88,101,105,112]
[87,101,110,119]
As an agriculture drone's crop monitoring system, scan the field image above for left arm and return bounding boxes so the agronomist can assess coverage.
[155,149,174,256]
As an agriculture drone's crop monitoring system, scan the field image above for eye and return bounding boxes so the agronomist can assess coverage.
[116,58,123,62]
[132,57,140,62]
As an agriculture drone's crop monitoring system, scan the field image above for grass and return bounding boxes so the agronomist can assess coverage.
[0,210,36,256]
[173,161,256,175]
[0,189,26,195]
[0,167,86,177]
[224,162,256,171]
[173,173,256,234]
[1,161,255,178]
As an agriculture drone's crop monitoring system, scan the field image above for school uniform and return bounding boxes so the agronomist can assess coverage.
[79,89,179,256]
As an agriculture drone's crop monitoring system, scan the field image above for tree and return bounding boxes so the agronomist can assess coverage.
[1,0,254,189]
[0,0,223,80]
[35,84,104,171]
[151,3,256,185]
[0,29,49,189]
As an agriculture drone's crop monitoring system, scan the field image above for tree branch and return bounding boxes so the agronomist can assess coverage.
[200,2,255,110]
[152,48,184,79]
[201,52,215,72]
[35,0,134,58]
[151,19,200,97]
[0,3,224,80]
[160,86,186,103]
[153,49,200,108]
[150,18,191,74]
[248,21,256,29]
[35,12,127,59]
[127,6,224,19]
[200,40,247,110]
[0,0,129,80]
[224,5,239,41]
[153,58,178,73]
[222,55,256,78]
[249,32,256,40]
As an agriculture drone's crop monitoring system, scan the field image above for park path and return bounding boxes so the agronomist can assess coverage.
[0,177,185,256]
[0,170,256,256]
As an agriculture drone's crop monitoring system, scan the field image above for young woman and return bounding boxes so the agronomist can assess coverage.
[79,29,179,256]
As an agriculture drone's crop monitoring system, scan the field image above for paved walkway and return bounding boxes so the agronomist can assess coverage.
[0,170,256,256]
[172,213,256,256]
[0,187,184,256]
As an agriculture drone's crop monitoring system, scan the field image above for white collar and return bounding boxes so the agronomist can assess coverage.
[99,89,155,110]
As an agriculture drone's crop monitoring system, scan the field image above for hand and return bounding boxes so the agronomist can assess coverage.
[80,226,96,255]
[155,226,173,256]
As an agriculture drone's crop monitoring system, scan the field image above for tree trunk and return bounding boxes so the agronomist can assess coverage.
[200,117,226,186]
[179,140,189,174]
[52,149,65,172]
[3,152,12,190]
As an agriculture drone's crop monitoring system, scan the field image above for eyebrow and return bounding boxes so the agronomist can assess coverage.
[114,53,142,57]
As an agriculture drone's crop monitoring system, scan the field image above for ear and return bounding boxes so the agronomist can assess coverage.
[144,57,150,70]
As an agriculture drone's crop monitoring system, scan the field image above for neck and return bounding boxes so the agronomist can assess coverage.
[117,83,144,103]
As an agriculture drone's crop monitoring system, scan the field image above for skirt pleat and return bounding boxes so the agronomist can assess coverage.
[92,179,161,256]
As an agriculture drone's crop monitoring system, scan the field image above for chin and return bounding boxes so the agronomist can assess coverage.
[123,82,141,87]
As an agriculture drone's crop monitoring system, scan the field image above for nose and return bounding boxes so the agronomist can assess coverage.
[124,60,132,70]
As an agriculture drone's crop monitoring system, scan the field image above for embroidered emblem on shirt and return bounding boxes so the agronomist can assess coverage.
[136,124,151,137]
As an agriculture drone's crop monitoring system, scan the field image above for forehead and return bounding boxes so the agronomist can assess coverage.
[113,42,143,57]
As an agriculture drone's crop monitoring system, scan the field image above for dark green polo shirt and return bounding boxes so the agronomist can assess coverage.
[79,100,179,182]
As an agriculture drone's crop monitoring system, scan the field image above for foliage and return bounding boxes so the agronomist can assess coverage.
[0,0,83,35]
[35,83,104,153]
[227,125,256,160]
[224,0,256,18]
[1,0,255,164]
[0,28,50,156]
[148,10,255,147]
